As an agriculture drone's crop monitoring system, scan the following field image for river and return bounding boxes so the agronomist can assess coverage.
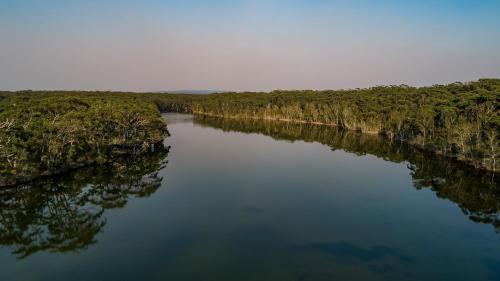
[0,113,499,281]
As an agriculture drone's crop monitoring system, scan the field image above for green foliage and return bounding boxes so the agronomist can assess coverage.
[155,79,500,172]
[0,92,168,186]
[1,78,498,185]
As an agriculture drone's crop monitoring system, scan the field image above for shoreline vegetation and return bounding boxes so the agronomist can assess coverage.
[154,78,499,173]
[0,93,168,187]
[0,78,498,186]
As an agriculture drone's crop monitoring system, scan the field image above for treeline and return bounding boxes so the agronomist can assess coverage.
[154,79,500,172]
[1,78,498,182]
[0,92,168,186]
[194,116,500,231]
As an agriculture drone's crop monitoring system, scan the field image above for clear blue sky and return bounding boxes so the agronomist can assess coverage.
[1,0,499,91]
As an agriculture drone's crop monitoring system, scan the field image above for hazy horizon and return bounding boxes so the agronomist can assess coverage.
[1,0,500,92]
[3,79,499,94]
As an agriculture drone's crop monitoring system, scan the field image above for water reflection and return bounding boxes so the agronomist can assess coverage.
[296,242,413,263]
[0,148,169,259]
[193,116,500,232]
[294,242,413,275]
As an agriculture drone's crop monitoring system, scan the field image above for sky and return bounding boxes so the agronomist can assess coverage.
[1,0,500,92]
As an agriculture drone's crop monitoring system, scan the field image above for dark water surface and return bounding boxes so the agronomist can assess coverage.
[1,113,499,281]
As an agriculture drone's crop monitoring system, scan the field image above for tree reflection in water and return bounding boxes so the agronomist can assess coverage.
[0,147,169,259]
[194,116,500,232]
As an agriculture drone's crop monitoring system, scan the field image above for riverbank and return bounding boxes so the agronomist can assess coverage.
[0,93,169,187]
[1,78,498,181]
[190,111,498,174]
[153,79,499,172]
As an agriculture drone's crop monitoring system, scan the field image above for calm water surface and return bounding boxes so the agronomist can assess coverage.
[0,113,499,281]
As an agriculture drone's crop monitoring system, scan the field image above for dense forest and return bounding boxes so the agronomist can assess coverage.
[0,78,498,186]
[154,79,500,172]
[0,92,168,186]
